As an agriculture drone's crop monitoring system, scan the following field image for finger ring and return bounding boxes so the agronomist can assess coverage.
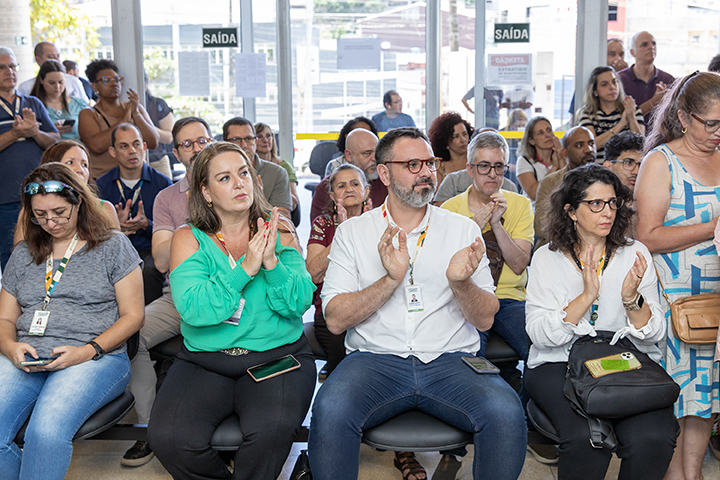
[637,275,643,279]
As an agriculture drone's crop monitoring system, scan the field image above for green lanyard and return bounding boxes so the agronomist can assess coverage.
[43,234,79,310]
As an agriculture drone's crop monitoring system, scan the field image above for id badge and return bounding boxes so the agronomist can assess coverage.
[223,298,246,325]
[405,285,424,312]
[29,310,50,336]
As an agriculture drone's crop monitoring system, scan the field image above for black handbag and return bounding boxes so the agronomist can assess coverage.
[563,331,680,450]
[290,449,313,480]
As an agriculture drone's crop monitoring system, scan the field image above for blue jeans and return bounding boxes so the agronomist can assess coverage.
[0,353,130,480]
[0,201,21,270]
[478,298,529,364]
[308,351,526,480]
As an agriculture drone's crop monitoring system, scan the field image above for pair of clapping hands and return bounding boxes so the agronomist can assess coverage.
[578,245,648,305]
[11,108,42,140]
[241,207,282,276]
[377,226,486,286]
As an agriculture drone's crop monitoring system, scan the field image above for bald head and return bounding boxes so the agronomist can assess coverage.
[345,128,379,181]
[630,31,656,65]
[561,126,596,170]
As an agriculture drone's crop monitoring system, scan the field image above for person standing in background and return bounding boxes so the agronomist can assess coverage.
[0,46,60,269]
[372,90,416,132]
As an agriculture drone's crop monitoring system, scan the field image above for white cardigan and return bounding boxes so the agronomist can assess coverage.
[525,240,666,368]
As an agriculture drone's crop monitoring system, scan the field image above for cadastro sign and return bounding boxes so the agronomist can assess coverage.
[202,28,238,48]
[494,23,530,43]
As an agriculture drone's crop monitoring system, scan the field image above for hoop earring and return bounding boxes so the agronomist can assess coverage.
[207,201,213,208]
[682,127,687,134]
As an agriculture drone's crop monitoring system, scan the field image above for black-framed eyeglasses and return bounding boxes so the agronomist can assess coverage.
[467,162,507,176]
[0,64,18,72]
[31,204,75,226]
[24,181,74,196]
[176,137,213,152]
[580,197,624,213]
[608,158,642,170]
[385,157,441,174]
[227,136,256,145]
[690,113,720,133]
[97,75,124,86]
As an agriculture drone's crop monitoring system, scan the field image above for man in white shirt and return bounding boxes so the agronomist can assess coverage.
[17,42,89,103]
[308,127,526,480]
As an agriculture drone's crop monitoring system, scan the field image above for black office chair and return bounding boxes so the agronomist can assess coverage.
[14,332,140,446]
[304,141,340,198]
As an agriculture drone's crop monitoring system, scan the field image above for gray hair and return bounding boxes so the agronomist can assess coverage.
[467,130,509,164]
[0,47,17,63]
[329,163,368,191]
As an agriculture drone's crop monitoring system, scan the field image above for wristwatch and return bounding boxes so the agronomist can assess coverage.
[87,340,105,361]
[623,292,645,311]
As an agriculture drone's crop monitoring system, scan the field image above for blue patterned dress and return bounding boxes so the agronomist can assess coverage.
[653,144,720,418]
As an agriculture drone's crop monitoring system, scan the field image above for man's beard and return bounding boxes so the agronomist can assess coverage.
[388,169,435,208]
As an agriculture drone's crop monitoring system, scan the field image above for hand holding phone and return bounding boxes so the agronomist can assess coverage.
[20,358,55,367]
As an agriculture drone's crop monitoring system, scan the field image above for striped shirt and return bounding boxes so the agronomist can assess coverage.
[578,106,644,161]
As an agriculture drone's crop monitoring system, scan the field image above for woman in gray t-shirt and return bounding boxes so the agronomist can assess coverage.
[0,163,143,480]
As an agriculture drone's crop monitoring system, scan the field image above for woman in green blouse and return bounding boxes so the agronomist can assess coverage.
[147,141,316,480]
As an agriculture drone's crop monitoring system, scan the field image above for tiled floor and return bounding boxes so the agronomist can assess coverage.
[62,178,720,479]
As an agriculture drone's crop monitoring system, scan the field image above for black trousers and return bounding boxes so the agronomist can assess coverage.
[139,250,165,306]
[148,336,316,480]
[525,362,679,480]
[313,311,346,376]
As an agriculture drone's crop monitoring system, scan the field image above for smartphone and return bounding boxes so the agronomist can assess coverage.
[20,358,55,366]
[247,354,301,382]
[63,119,76,127]
[462,356,500,374]
[585,352,642,378]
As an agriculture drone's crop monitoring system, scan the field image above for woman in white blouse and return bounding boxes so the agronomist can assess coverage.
[524,163,678,480]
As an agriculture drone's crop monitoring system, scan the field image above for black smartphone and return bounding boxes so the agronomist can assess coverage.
[462,356,500,374]
[247,354,301,382]
[63,119,76,127]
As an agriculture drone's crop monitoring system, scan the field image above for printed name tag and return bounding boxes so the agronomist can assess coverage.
[223,298,246,325]
[405,285,424,312]
[29,310,50,336]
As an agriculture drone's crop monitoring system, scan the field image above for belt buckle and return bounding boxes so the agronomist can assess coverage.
[220,347,250,356]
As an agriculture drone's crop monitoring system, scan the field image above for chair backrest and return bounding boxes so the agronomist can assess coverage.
[309,141,340,178]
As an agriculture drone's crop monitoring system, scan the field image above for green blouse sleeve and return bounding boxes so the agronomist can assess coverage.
[263,243,316,318]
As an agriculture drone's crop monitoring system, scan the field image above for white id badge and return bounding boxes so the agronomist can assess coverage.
[405,285,424,312]
[223,298,246,325]
[29,310,50,336]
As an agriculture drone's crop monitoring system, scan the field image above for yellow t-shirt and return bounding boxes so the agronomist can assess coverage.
[441,187,534,301]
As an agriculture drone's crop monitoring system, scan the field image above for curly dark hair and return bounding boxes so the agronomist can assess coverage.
[546,163,634,255]
[336,116,378,152]
[85,59,119,83]
[427,112,473,162]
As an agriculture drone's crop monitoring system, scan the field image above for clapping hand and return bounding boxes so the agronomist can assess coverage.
[488,192,507,226]
[377,224,409,286]
[336,198,348,223]
[261,207,281,270]
[13,108,40,139]
[363,196,373,213]
[580,245,600,303]
[621,251,648,303]
[123,200,149,235]
[472,203,494,230]
[446,236,486,282]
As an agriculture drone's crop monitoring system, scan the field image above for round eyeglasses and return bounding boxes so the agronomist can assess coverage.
[177,137,213,152]
[384,157,441,174]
